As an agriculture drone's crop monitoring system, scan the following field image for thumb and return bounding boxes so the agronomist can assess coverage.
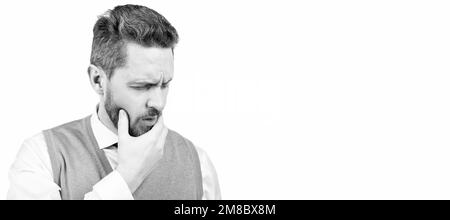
[118,109,130,139]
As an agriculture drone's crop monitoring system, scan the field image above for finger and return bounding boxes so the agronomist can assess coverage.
[161,125,168,141]
[157,125,169,148]
[118,109,130,139]
[156,115,164,128]
[153,115,165,134]
[157,115,168,138]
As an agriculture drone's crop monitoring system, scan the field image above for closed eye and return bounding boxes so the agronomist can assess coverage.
[130,84,155,90]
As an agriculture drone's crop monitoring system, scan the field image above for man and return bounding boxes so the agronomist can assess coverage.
[7,4,221,200]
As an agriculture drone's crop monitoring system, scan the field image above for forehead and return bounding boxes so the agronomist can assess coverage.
[115,42,174,81]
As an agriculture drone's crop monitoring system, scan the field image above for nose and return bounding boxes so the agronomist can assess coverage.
[146,86,164,111]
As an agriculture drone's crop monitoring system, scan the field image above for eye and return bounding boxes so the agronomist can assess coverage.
[161,83,170,89]
[131,85,151,90]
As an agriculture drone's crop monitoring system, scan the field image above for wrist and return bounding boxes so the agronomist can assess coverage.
[116,165,141,193]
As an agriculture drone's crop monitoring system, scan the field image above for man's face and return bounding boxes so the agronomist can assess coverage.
[104,42,174,137]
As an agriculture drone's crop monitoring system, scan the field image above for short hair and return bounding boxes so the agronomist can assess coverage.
[90,4,178,78]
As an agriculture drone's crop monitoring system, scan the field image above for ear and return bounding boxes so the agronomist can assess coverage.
[88,64,107,95]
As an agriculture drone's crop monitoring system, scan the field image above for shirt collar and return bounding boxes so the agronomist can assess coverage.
[90,105,118,150]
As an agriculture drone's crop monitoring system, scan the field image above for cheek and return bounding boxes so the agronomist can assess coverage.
[111,89,146,122]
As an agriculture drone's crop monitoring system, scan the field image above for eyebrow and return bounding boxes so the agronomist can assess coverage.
[127,78,172,86]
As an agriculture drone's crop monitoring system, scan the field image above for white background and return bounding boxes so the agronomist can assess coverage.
[0,0,449,199]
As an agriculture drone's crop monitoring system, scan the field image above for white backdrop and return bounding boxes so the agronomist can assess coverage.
[0,0,449,199]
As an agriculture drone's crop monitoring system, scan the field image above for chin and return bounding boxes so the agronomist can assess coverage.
[130,124,153,137]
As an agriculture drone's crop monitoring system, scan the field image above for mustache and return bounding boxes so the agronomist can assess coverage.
[138,108,161,119]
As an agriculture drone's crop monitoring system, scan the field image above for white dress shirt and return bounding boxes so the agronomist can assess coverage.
[7,111,221,200]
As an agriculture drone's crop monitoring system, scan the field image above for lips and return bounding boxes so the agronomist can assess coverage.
[142,115,157,121]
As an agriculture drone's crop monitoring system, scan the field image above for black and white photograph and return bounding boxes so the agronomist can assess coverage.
[0,0,450,202]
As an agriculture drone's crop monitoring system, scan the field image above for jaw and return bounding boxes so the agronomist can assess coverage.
[97,101,118,135]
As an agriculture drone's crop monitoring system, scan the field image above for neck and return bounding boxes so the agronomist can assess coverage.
[97,102,118,135]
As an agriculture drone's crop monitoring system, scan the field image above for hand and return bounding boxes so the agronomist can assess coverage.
[116,109,168,193]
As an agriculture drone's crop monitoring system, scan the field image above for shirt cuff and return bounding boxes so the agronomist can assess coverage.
[90,170,134,200]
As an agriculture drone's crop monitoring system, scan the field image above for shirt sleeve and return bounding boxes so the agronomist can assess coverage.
[84,170,133,200]
[195,146,222,200]
[7,132,134,200]
[7,133,62,200]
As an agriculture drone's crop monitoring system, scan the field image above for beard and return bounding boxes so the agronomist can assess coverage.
[104,88,161,137]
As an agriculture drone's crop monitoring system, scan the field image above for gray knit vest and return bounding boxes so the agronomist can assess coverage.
[43,115,203,200]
